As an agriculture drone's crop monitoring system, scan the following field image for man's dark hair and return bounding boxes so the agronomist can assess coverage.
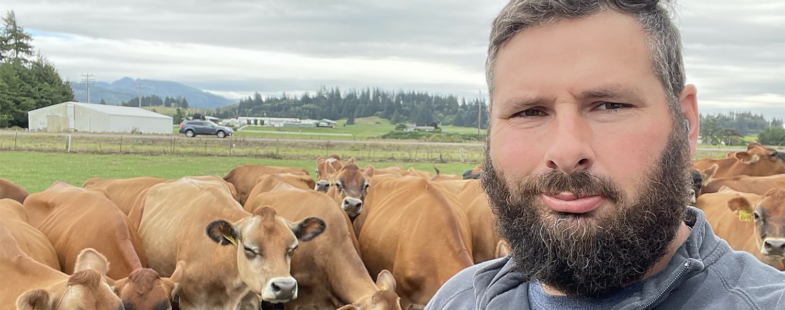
[487,0,684,114]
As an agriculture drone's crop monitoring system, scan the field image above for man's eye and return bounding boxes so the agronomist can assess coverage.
[514,108,547,118]
[595,102,629,111]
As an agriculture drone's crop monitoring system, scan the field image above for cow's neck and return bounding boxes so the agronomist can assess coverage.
[326,237,379,304]
[0,251,66,301]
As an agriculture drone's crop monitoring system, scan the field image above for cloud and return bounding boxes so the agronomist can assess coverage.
[5,0,784,113]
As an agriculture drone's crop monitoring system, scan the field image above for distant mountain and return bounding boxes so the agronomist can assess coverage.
[71,77,236,108]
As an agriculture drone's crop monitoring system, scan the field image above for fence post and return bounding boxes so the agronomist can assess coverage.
[120,135,123,153]
[459,147,464,163]
[171,137,175,155]
[204,139,207,155]
[229,138,233,155]
[14,132,18,151]
[66,134,72,153]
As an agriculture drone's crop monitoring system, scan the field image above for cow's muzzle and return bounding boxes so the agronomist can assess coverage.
[262,277,298,303]
[343,197,363,219]
[315,180,330,192]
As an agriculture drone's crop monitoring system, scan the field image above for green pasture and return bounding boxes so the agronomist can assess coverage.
[0,151,477,193]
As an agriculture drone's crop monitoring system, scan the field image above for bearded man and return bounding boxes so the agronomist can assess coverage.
[426,0,785,309]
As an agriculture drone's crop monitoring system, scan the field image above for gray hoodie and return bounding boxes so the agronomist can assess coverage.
[425,207,785,310]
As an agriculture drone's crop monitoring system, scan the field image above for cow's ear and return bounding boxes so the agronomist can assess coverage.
[16,289,50,310]
[376,270,397,291]
[168,261,186,301]
[336,305,360,310]
[495,240,511,258]
[291,217,326,242]
[112,277,128,295]
[727,196,754,213]
[364,166,375,177]
[206,220,240,246]
[734,152,758,164]
[74,248,110,276]
[346,157,355,164]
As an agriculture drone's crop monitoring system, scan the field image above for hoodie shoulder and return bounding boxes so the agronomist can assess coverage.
[425,258,510,310]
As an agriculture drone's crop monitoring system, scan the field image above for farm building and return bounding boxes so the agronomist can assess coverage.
[27,101,173,134]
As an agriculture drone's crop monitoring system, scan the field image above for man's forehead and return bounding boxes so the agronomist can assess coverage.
[491,11,664,108]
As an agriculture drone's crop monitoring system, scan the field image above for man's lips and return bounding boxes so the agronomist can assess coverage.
[540,192,603,214]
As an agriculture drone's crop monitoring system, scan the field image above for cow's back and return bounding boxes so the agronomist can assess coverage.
[139,177,247,276]
[702,175,785,196]
[23,185,145,279]
[358,177,473,308]
[83,177,167,215]
[0,178,28,204]
[455,180,501,264]
[225,165,309,204]
[0,199,60,270]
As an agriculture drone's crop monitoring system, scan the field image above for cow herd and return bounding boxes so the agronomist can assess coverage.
[692,142,785,271]
[4,142,781,310]
[0,156,501,310]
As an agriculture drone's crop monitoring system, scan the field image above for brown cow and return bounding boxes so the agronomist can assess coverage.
[244,174,317,212]
[138,177,326,309]
[693,142,785,178]
[429,167,462,182]
[23,182,147,280]
[461,163,484,180]
[454,180,502,264]
[700,174,785,196]
[0,199,60,270]
[248,185,402,310]
[315,155,344,192]
[326,159,371,220]
[363,165,406,178]
[225,164,310,204]
[0,237,123,310]
[112,267,181,310]
[405,167,432,180]
[354,176,473,309]
[696,189,785,270]
[0,177,28,204]
[83,177,167,215]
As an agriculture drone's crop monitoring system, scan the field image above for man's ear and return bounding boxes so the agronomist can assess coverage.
[679,84,698,156]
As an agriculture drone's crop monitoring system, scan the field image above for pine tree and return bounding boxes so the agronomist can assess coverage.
[1,11,33,61]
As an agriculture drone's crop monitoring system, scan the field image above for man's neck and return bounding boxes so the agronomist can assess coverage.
[541,222,692,296]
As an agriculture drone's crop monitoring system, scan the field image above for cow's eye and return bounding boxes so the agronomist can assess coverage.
[753,212,761,222]
[287,245,298,257]
[244,246,257,257]
[364,184,370,190]
[334,183,342,191]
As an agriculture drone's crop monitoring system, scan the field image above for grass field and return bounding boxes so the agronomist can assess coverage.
[0,151,478,193]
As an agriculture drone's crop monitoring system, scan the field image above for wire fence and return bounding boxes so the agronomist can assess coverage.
[0,132,486,164]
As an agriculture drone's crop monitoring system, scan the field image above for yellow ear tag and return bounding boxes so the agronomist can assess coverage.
[223,234,237,246]
[738,210,753,222]
[380,285,387,291]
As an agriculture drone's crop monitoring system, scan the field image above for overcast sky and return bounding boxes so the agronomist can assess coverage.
[6,0,785,117]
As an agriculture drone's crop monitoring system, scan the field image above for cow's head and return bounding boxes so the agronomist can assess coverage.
[206,207,325,304]
[728,189,785,266]
[315,155,343,192]
[331,159,370,219]
[113,268,181,310]
[336,270,402,310]
[462,163,484,180]
[734,143,785,175]
[16,249,123,310]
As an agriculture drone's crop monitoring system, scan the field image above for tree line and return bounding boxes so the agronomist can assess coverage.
[212,87,488,129]
[108,94,190,109]
[0,10,74,128]
[700,112,785,146]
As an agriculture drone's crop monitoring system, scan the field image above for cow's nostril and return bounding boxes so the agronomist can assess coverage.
[271,282,281,293]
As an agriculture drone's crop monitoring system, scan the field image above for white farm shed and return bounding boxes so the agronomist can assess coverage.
[28,102,173,134]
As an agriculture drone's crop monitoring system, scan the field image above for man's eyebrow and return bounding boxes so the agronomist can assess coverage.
[579,87,646,103]
[497,96,551,111]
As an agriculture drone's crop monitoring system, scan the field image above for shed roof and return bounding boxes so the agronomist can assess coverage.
[59,102,171,119]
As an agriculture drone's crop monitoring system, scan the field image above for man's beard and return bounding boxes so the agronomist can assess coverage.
[481,124,693,297]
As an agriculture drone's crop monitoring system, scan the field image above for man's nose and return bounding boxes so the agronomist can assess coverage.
[544,114,594,174]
